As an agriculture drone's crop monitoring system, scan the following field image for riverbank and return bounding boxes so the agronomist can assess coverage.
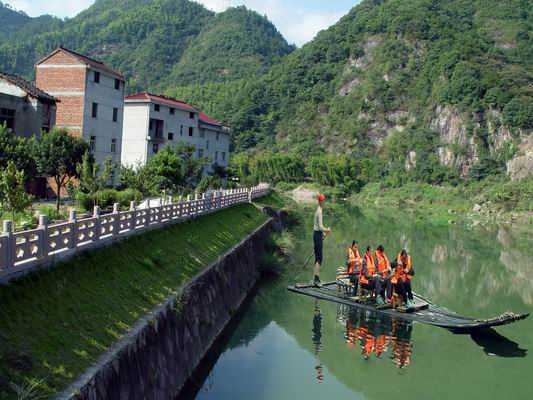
[0,203,268,399]
[274,178,533,228]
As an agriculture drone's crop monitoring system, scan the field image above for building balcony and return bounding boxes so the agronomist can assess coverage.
[146,134,165,142]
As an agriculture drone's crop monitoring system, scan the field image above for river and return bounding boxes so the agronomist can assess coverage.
[187,203,533,400]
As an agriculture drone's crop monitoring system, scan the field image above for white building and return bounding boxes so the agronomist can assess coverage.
[36,47,126,171]
[121,93,230,173]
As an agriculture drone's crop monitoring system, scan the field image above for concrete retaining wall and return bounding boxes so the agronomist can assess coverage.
[57,215,275,400]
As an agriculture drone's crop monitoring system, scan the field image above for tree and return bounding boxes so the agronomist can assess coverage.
[0,124,36,181]
[173,143,207,190]
[31,128,89,211]
[146,146,184,194]
[119,162,158,196]
[77,151,116,206]
[0,161,32,221]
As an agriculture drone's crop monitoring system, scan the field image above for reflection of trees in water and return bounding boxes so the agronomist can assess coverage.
[338,306,413,369]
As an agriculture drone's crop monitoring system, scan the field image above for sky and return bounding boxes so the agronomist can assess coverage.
[4,0,360,46]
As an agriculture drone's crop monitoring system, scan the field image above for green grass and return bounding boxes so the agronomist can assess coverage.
[0,203,268,399]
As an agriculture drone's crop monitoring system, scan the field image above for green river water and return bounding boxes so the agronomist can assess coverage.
[192,204,533,400]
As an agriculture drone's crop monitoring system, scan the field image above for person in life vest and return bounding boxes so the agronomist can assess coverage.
[374,245,392,304]
[360,246,385,304]
[346,240,362,296]
[313,193,332,288]
[390,260,409,307]
[397,249,415,309]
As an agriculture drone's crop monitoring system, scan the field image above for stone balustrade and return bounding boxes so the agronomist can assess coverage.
[0,184,270,284]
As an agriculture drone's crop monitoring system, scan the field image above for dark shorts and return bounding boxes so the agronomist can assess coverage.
[313,230,323,264]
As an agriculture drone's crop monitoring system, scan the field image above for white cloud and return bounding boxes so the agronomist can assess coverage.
[196,0,347,46]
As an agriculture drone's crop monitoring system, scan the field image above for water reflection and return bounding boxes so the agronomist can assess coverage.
[312,300,324,383]
[470,329,527,358]
[336,304,413,369]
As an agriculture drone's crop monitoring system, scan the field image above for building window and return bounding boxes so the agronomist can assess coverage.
[206,140,209,150]
[154,104,160,112]
[169,108,175,115]
[94,71,100,83]
[198,149,204,158]
[91,102,98,118]
[168,132,174,140]
[111,138,117,153]
[114,79,120,90]
[216,132,219,141]
[222,152,226,161]
[215,151,218,161]
[90,136,96,151]
[113,107,119,122]
[152,143,159,154]
[188,127,193,137]
[189,112,195,119]
[200,129,205,139]
[149,118,164,139]
[0,108,15,130]
[180,125,183,135]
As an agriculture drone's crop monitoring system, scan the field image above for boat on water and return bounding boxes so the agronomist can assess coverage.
[287,282,529,333]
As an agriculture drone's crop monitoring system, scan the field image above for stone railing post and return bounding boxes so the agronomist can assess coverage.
[113,203,120,237]
[38,215,49,257]
[129,201,137,231]
[2,220,14,269]
[93,206,101,242]
[248,188,253,203]
[145,203,151,228]
[69,209,77,249]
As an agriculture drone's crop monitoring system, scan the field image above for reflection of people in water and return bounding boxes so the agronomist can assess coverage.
[312,300,324,383]
[344,310,413,368]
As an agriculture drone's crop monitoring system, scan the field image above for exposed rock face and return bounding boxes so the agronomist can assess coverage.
[507,133,533,180]
[338,77,360,96]
[486,109,513,153]
[432,106,479,176]
[405,151,417,171]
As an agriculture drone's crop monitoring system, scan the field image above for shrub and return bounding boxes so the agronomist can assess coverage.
[116,189,143,208]
[38,205,66,222]
[272,229,295,258]
[95,189,118,209]
[76,192,94,212]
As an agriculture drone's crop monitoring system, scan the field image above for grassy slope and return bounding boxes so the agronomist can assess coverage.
[0,203,268,398]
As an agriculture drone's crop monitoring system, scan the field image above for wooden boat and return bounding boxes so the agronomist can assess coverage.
[287,282,529,333]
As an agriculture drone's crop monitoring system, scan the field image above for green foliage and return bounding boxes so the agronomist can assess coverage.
[0,1,293,91]
[0,161,32,220]
[116,188,143,208]
[196,176,223,194]
[0,124,36,181]
[37,205,66,222]
[30,128,89,210]
[76,192,94,212]
[119,162,157,196]
[76,152,117,207]
[95,189,119,209]
[146,146,184,194]
[503,97,533,129]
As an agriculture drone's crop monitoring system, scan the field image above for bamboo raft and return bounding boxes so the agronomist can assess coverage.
[287,281,529,333]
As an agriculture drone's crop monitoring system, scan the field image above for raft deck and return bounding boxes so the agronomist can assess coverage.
[288,282,529,332]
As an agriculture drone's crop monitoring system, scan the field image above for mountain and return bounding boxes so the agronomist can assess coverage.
[167,0,533,181]
[0,0,294,91]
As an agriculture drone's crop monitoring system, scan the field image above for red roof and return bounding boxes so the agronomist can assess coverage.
[125,92,197,112]
[199,112,221,127]
[37,46,124,79]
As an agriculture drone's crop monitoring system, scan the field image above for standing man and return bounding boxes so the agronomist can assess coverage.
[313,193,332,287]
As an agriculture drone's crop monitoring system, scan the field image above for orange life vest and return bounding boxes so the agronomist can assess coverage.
[376,251,391,278]
[359,251,375,285]
[346,247,361,275]
[391,261,403,285]
[397,253,412,282]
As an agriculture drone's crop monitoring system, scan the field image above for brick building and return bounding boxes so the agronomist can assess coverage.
[35,47,126,183]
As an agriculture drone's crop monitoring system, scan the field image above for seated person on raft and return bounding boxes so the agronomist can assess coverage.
[396,249,415,309]
[375,245,392,305]
[346,240,362,296]
[360,246,387,304]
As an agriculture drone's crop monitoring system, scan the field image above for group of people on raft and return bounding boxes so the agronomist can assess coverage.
[312,192,415,310]
[346,241,416,309]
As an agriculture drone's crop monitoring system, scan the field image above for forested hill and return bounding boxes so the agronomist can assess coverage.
[168,0,533,183]
[0,0,294,91]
